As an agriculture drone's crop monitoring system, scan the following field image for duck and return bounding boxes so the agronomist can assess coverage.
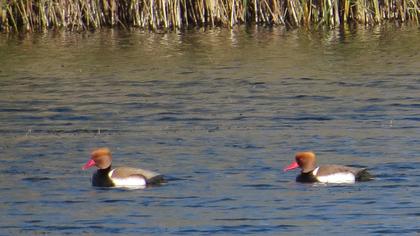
[284,151,373,183]
[82,147,165,188]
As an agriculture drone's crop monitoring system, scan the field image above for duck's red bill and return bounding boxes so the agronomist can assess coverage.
[284,161,299,172]
[82,159,96,170]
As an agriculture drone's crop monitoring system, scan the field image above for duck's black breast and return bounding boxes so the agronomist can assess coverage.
[92,166,115,187]
[296,171,319,183]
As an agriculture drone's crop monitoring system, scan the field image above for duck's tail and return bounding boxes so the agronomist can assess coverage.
[356,169,374,182]
[147,174,167,186]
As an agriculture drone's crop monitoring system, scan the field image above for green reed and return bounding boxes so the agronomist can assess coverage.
[0,0,419,32]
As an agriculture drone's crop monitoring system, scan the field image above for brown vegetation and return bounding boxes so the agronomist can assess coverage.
[0,0,419,32]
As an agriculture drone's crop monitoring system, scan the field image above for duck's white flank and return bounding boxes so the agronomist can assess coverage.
[108,169,147,187]
[313,167,356,184]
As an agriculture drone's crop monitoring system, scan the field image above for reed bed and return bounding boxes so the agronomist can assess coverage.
[0,0,419,31]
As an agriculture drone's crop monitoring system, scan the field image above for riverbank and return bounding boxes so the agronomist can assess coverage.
[0,0,419,32]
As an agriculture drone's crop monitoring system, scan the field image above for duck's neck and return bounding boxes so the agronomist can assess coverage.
[97,165,112,175]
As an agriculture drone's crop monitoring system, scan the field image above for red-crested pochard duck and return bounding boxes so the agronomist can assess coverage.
[284,152,373,183]
[82,148,165,188]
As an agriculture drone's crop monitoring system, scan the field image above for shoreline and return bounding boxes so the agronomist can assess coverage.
[1,0,419,32]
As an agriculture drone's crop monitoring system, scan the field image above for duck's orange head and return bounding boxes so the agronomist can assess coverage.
[284,151,317,173]
[82,147,112,170]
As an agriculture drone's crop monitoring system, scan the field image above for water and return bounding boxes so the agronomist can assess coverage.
[0,25,419,235]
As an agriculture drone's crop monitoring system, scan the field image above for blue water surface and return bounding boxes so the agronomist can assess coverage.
[0,26,419,235]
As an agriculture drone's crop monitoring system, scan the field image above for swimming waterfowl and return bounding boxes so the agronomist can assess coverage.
[284,151,373,183]
[82,147,165,187]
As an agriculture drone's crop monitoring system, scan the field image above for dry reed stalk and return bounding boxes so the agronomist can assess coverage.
[373,0,381,22]
[231,0,236,27]
[333,0,339,25]
[343,0,350,22]
[287,0,300,26]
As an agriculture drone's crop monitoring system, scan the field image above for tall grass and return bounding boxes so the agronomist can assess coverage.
[0,0,419,31]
